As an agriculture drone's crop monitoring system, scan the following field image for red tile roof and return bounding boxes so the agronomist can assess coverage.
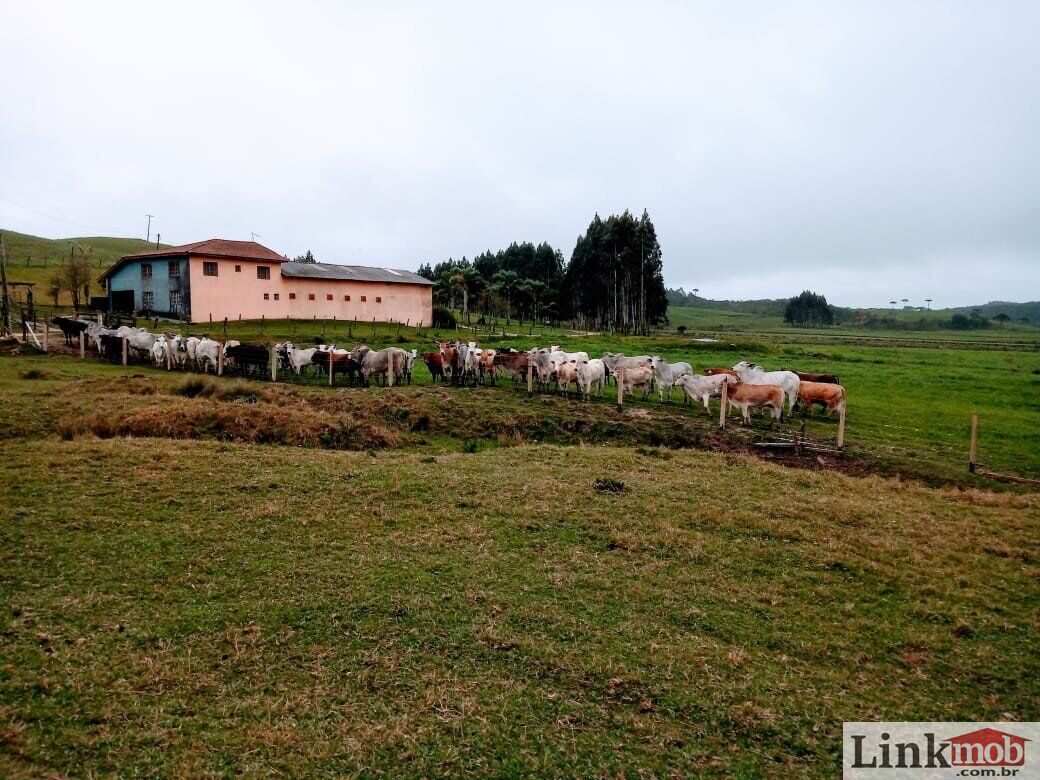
[100,239,287,282]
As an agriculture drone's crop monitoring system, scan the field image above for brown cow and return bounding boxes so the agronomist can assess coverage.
[726,381,784,425]
[783,368,840,385]
[796,381,846,415]
[423,351,445,383]
[492,351,531,387]
[705,367,740,378]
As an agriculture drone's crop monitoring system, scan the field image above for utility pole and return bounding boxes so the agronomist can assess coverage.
[145,214,155,243]
[0,233,10,336]
[156,233,161,249]
[251,232,261,242]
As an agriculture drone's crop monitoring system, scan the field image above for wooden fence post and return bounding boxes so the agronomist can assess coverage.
[217,343,224,376]
[616,367,624,411]
[718,378,728,429]
[329,349,334,386]
[270,343,277,382]
[97,313,103,326]
[968,413,978,472]
[42,321,48,352]
[121,336,128,366]
[79,333,85,359]
[837,402,847,450]
[166,342,172,371]
[527,355,534,396]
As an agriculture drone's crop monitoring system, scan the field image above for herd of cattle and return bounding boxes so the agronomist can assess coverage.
[51,317,846,421]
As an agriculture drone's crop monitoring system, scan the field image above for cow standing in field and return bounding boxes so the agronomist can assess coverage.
[423,351,446,383]
[650,356,693,402]
[492,351,531,388]
[796,381,846,415]
[555,359,580,397]
[726,381,784,425]
[601,353,654,385]
[677,373,730,411]
[575,357,607,400]
[732,362,800,415]
[782,368,841,385]
[52,316,89,346]
[279,342,318,376]
[617,365,654,400]
[438,341,463,385]
[356,347,405,387]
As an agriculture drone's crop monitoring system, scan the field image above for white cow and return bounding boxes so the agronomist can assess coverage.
[650,356,693,402]
[282,342,318,376]
[575,357,607,400]
[150,336,168,366]
[732,361,800,414]
[677,373,730,411]
[184,337,201,369]
[195,338,221,373]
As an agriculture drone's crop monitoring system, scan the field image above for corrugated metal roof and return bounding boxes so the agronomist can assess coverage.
[280,262,434,285]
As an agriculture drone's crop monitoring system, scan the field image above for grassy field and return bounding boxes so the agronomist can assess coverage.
[0,358,1037,775]
[1,307,1038,775]
[159,314,1039,484]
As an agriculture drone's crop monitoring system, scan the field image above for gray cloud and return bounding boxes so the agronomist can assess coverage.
[1,1,1037,307]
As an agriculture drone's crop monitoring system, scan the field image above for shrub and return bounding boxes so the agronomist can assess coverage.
[433,305,457,329]
[19,368,49,380]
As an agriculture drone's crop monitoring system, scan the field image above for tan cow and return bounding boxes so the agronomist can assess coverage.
[556,360,580,397]
[618,366,654,399]
[797,381,846,415]
[726,381,784,424]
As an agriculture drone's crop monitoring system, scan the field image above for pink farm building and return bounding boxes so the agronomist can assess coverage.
[99,239,434,325]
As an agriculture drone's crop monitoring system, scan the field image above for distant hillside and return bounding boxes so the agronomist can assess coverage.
[0,229,170,307]
[1,229,166,269]
[945,300,1040,324]
[667,288,1040,325]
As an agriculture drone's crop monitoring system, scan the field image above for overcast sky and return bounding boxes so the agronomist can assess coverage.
[1,2,1037,307]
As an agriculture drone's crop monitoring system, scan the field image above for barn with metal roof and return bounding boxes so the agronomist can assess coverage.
[100,239,433,324]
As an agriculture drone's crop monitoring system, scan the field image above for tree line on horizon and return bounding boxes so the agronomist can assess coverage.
[417,210,668,333]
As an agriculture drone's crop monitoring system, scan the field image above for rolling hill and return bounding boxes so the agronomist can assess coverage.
[0,229,169,307]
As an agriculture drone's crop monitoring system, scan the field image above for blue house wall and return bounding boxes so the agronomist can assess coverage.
[107,256,190,318]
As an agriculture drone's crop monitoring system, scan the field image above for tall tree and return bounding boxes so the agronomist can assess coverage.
[560,210,666,332]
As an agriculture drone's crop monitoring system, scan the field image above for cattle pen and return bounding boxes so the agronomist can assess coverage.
[11,305,1040,490]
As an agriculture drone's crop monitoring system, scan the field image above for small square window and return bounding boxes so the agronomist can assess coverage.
[263,293,270,300]
[203,261,218,277]
[142,291,153,308]
[168,260,179,277]
[308,293,315,301]
[273,293,279,301]
[375,296,382,303]
[289,292,296,300]
[235,265,241,272]
[257,266,270,280]
[326,294,333,301]
[141,263,152,279]
[361,295,367,302]
[344,295,350,301]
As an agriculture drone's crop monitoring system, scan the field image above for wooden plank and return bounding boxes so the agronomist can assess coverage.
[837,402,846,449]
[969,413,978,472]
[718,378,728,429]
[616,367,624,411]
[121,336,128,366]
[974,468,1040,487]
